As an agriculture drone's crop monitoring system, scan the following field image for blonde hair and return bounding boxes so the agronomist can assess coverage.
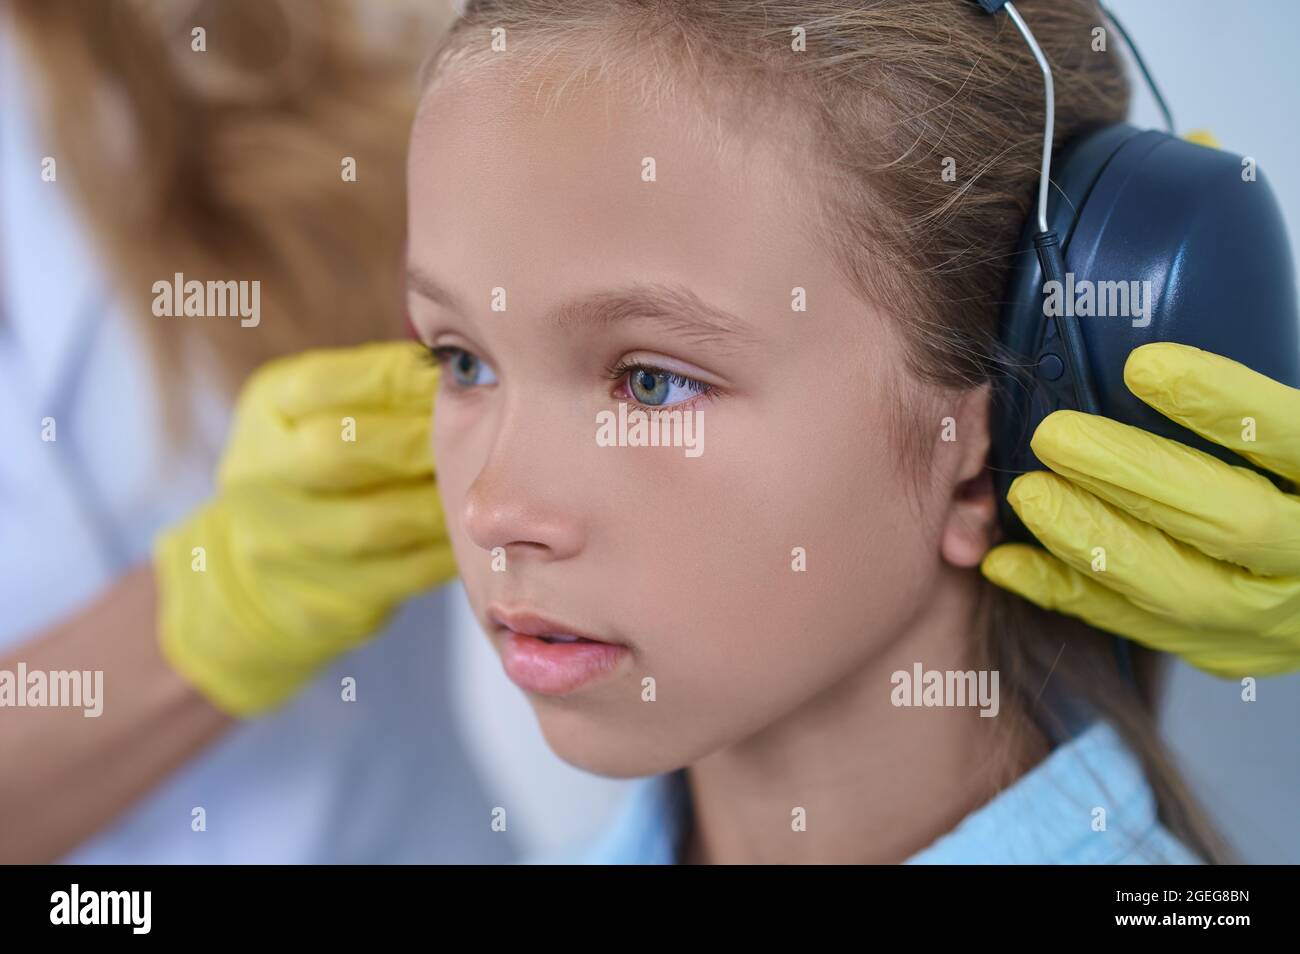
[10,0,454,440]
[423,0,1230,862]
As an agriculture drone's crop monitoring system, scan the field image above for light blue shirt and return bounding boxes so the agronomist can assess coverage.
[532,720,1204,864]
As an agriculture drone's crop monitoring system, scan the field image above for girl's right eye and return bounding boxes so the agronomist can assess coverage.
[428,345,498,388]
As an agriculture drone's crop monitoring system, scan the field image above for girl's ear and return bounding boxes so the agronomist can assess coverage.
[939,383,999,569]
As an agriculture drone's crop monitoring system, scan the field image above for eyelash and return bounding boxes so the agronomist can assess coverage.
[423,345,717,407]
[605,359,717,407]
[424,344,456,367]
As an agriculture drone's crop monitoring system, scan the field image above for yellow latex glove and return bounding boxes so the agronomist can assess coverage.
[153,341,456,716]
[982,342,1300,678]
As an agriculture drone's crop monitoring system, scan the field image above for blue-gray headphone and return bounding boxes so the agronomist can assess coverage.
[969,0,1299,533]
[971,0,1299,681]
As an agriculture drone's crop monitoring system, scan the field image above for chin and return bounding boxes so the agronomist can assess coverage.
[528,701,685,779]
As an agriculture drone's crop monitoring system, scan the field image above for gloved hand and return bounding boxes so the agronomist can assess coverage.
[153,341,456,715]
[981,342,1300,678]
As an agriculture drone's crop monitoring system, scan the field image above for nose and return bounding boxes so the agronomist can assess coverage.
[460,413,587,564]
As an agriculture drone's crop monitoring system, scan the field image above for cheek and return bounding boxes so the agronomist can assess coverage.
[591,393,937,746]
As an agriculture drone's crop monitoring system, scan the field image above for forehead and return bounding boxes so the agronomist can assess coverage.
[406,57,820,311]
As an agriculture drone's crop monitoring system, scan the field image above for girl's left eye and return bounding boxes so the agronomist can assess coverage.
[614,363,714,408]
[428,346,498,388]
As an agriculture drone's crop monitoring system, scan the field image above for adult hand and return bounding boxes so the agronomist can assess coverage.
[982,343,1300,678]
[154,341,456,715]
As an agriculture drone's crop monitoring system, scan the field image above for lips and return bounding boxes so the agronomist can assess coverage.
[487,606,629,695]
[487,608,615,645]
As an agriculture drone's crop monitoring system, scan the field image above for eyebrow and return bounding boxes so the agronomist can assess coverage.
[406,265,760,353]
[406,265,470,315]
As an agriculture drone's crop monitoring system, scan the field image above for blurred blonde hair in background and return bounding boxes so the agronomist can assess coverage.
[9,0,455,440]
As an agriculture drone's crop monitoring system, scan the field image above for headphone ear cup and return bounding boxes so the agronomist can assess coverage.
[991,123,1141,540]
[991,124,1300,539]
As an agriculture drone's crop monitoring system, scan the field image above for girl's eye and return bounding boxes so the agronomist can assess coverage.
[618,364,713,408]
[429,346,497,388]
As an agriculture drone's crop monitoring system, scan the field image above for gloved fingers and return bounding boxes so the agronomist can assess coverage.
[240,575,386,665]
[328,543,459,604]
[1124,342,1300,484]
[1031,409,1300,577]
[224,481,446,558]
[1006,470,1300,633]
[982,543,1225,660]
[221,412,434,491]
[153,499,458,717]
[980,544,1298,677]
[244,341,438,423]
[264,539,459,615]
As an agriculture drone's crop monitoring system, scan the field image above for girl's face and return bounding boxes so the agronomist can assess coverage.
[407,63,985,777]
